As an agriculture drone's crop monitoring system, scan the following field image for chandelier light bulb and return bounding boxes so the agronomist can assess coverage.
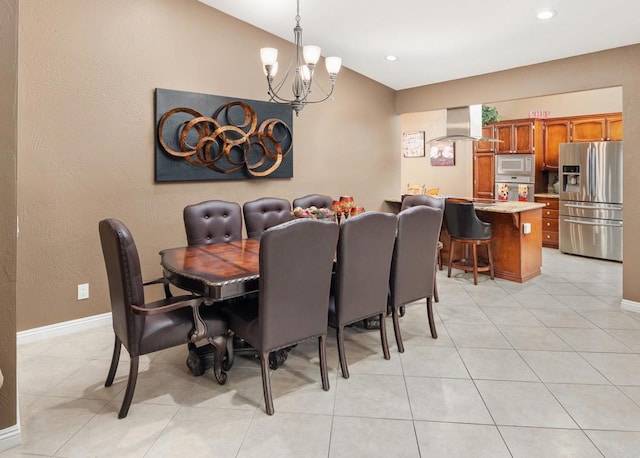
[260,47,278,66]
[325,56,342,75]
[300,65,311,82]
[303,45,321,65]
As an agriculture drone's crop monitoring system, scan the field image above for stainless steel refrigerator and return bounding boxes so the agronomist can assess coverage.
[559,141,623,261]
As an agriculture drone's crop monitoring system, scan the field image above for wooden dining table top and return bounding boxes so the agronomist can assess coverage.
[160,239,261,301]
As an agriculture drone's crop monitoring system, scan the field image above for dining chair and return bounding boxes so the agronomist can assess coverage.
[183,199,242,245]
[242,197,292,239]
[401,194,445,302]
[98,218,229,418]
[388,205,443,352]
[444,199,494,285]
[329,211,397,379]
[292,193,333,209]
[224,218,339,415]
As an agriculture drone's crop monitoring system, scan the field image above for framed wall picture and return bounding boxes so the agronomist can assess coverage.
[402,131,425,157]
[429,142,455,166]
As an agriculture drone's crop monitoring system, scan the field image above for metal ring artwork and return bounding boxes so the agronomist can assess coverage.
[157,102,292,176]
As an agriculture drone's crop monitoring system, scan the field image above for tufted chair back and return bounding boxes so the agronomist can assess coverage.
[243,197,292,239]
[401,194,445,212]
[183,200,242,245]
[292,194,334,209]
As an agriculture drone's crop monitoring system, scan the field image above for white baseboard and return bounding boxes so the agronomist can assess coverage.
[0,424,21,453]
[621,299,640,314]
[17,312,112,345]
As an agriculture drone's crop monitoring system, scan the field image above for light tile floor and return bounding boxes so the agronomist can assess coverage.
[4,248,640,457]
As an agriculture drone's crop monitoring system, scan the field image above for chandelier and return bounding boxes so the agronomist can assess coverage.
[260,0,342,116]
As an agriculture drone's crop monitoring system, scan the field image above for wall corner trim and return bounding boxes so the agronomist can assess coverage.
[0,424,21,453]
[621,299,640,314]
[17,313,112,345]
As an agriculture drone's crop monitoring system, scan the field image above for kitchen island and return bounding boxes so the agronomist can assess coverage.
[442,200,545,283]
[384,197,545,282]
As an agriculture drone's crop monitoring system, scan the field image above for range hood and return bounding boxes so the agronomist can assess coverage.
[428,105,499,143]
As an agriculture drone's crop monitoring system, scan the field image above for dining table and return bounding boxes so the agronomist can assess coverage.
[160,238,293,371]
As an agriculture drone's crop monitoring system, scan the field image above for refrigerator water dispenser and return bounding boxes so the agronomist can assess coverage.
[562,165,580,192]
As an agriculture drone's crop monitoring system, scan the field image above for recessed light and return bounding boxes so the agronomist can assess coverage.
[385,55,398,62]
[536,9,557,20]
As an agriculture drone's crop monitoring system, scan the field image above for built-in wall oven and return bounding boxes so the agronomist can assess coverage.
[495,154,535,202]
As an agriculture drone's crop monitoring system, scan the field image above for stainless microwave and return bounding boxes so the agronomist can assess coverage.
[495,154,534,179]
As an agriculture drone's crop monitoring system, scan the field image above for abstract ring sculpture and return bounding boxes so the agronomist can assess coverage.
[157,101,292,177]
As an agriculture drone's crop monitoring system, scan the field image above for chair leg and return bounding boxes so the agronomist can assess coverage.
[487,242,495,280]
[447,240,455,278]
[472,243,479,285]
[259,352,274,415]
[105,335,122,387]
[118,356,139,419]
[391,306,405,353]
[337,327,349,379]
[434,270,439,303]
[223,330,235,371]
[318,335,330,391]
[426,297,438,339]
[379,312,390,360]
[207,334,228,385]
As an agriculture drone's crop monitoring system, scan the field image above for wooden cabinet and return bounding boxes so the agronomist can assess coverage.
[570,114,623,142]
[541,113,622,171]
[607,115,623,140]
[536,196,559,248]
[542,120,570,170]
[495,121,536,154]
[473,126,495,200]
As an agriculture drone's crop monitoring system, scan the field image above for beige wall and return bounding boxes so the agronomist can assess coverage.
[0,0,18,430]
[490,87,623,120]
[15,0,398,331]
[397,45,640,303]
[399,111,473,197]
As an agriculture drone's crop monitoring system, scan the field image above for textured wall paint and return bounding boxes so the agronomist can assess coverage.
[396,45,640,304]
[0,0,18,430]
[16,0,398,330]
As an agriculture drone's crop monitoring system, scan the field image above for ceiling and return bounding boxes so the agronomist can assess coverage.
[199,0,640,91]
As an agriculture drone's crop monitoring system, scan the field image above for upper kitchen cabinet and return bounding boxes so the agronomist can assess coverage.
[542,120,571,170]
[571,113,623,141]
[494,120,539,154]
[607,115,623,141]
[473,126,495,200]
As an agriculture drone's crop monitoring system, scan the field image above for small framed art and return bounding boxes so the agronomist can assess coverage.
[402,131,425,157]
[429,142,455,166]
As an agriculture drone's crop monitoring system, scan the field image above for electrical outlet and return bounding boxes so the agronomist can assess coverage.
[77,283,89,300]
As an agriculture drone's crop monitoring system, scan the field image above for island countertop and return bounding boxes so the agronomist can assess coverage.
[474,201,545,213]
[385,197,545,214]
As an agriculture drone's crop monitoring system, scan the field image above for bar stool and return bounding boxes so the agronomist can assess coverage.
[444,199,494,285]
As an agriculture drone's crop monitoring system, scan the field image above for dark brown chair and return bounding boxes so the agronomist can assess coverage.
[388,206,443,352]
[225,218,339,415]
[99,219,228,418]
[242,197,292,239]
[401,195,445,302]
[293,194,333,209]
[183,200,242,245]
[444,199,494,285]
[329,212,397,379]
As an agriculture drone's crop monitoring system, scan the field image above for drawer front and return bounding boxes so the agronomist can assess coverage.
[542,231,559,247]
[543,208,559,219]
[536,198,559,210]
[543,218,559,232]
